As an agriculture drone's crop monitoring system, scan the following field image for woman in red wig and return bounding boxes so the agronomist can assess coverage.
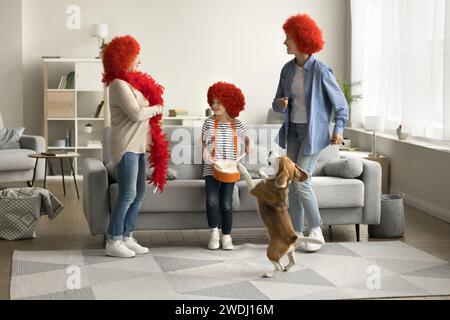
[102,35,169,258]
[272,14,349,252]
[202,82,252,250]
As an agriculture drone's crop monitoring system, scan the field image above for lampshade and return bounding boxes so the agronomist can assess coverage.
[364,116,385,132]
[92,24,108,38]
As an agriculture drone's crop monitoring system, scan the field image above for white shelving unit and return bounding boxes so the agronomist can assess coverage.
[43,58,106,178]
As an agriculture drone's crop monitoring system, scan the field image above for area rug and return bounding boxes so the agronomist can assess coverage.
[10,241,450,300]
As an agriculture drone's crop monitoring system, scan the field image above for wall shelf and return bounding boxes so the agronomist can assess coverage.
[43,58,106,177]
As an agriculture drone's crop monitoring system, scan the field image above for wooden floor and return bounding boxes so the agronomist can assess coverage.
[1,180,449,300]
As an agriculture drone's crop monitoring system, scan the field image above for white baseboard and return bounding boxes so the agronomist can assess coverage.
[390,187,450,223]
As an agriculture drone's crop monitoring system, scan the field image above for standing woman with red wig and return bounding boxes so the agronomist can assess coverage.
[102,35,167,258]
[272,14,348,252]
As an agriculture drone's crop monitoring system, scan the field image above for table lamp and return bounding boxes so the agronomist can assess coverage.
[364,116,384,157]
[92,24,108,58]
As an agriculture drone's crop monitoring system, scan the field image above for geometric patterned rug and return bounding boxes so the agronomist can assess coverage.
[10,241,450,300]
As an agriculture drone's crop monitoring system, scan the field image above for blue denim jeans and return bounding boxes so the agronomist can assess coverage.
[287,123,322,233]
[205,175,234,235]
[107,152,147,241]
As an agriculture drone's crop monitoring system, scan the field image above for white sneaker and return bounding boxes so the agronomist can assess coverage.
[221,234,234,250]
[105,240,136,258]
[123,237,149,254]
[304,227,325,252]
[208,228,220,250]
[295,232,306,249]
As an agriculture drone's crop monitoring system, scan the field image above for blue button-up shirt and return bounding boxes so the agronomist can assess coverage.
[272,55,349,155]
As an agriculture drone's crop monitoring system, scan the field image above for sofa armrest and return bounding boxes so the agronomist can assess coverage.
[20,135,45,152]
[83,158,110,236]
[360,158,382,225]
[20,135,46,180]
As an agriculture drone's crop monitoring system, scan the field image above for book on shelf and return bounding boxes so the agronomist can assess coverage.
[57,75,66,89]
[65,71,75,89]
[94,100,104,118]
[42,150,77,156]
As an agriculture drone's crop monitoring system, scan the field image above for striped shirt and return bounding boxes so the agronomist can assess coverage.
[202,116,247,177]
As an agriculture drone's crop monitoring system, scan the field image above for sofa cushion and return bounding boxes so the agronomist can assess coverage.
[147,167,178,181]
[236,179,262,211]
[0,127,25,150]
[242,124,285,172]
[106,161,179,183]
[309,177,364,208]
[109,179,240,212]
[0,149,36,171]
[236,176,364,211]
[313,144,340,176]
[324,158,363,179]
[174,164,203,180]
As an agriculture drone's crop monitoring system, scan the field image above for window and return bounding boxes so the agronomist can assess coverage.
[351,0,450,141]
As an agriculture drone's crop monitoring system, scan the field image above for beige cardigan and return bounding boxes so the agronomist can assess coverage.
[109,79,163,167]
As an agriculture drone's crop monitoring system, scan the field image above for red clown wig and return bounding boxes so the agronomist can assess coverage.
[283,14,324,55]
[207,82,245,118]
[102,35,141,86]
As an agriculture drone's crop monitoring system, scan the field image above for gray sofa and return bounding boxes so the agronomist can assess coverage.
[0,113,45,185]
[83,124,381,241]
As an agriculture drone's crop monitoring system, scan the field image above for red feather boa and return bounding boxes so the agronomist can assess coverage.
[117,71,170,192]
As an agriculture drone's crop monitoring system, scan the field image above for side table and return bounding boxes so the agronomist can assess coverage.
[28,153,80,199]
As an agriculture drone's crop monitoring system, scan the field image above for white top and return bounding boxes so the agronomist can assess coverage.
[108,79,163,167]
[290,64,308,124]
[201,117,247,177]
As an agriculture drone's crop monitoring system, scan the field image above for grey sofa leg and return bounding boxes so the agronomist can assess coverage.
[27,181,32,187]
[355,224,360,242]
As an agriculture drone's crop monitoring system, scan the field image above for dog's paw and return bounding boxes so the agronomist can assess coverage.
[262,272,273,278]
[236,163,246,173]
[284,263,295,272]
[257,169,269,178]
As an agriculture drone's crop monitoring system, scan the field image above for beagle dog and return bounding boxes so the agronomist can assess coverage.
[237,151,323,278]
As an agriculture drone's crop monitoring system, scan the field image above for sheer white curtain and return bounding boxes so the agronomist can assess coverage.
[351,0,449,141]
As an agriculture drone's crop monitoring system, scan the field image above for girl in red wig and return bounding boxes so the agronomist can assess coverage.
[272,14,348,253]
[102,35,170,258]
[202,82,252,250]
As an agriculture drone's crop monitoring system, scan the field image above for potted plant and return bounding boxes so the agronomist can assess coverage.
[336,80,363,149]
[337,80,363,129]
[84,123,93,133]
[396,124,409,140]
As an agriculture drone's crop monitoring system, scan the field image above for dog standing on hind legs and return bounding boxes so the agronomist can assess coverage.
[237,152,324,278]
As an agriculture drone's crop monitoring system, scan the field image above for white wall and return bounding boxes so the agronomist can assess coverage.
[21,0,348,135]
[0,0,23,128]
[345,129,450,223]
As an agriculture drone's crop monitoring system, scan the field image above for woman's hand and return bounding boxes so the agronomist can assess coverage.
[330,134,344,145]
[278,97,289,110]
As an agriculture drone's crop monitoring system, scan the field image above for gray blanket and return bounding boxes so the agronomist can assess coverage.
[0,187,64,219]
